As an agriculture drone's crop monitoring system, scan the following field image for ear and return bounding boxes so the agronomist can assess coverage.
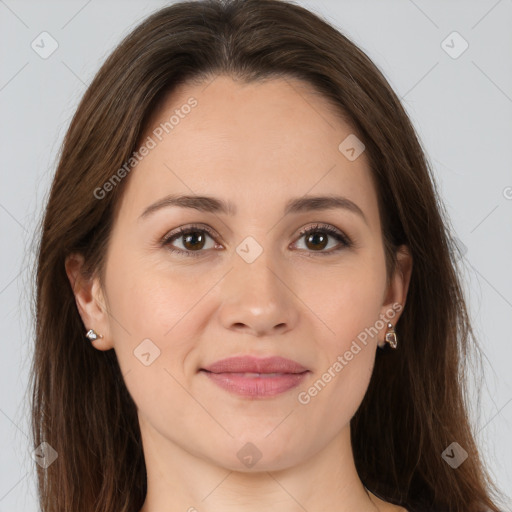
[377,244,413,348]
[65,253,114,351]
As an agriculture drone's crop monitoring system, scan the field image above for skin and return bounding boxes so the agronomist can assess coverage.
[66,75,412,512]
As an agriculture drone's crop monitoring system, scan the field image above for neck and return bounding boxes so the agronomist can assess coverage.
[138,416,381,512]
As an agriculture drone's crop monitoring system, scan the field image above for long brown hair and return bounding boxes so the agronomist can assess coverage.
[30,1,506,511]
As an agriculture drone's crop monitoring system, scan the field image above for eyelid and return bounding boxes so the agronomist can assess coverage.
[295,223,350,243]
[161,223,218,246]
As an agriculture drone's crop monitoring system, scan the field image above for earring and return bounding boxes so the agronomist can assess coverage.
[384,322,398,349]
[85,329,103,342]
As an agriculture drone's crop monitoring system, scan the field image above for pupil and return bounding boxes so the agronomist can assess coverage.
[307,232,327,250]
[184,232,204,250]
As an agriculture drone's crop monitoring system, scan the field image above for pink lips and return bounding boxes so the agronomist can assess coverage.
[200,356,309,398]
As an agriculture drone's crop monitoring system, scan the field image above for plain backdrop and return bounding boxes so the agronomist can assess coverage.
[0,0,511,510]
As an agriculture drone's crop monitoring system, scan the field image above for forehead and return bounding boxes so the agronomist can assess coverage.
[117,75,379,227]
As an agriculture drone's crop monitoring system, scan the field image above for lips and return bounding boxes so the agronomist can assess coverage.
[199,356,310,398]
[201,355,308,374]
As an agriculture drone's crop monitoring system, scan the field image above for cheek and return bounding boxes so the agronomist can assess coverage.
[305,261,386,350]
[104,240,191,335]
[102,246,199,383]
[298,304,379,440]
[103,258,201,431]
[300,257,385,406]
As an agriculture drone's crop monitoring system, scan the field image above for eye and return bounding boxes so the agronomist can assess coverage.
[161,222,353,258]
[293,223,352,255]
[161,224,218,257]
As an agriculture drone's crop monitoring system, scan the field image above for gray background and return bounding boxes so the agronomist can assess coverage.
[1,0,511,510]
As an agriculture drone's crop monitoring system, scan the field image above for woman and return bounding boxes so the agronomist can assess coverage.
[30,1,507,511]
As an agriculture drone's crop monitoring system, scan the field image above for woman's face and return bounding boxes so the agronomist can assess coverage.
[74,75,410,472]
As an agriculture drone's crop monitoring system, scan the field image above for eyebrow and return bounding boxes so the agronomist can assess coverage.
[139,194,367,225]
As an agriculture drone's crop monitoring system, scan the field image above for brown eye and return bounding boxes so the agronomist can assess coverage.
[304,231,329,251]
[295,224,352,255]
[162,222,352,258]
[181,231,207,251]
[162,226,217,257]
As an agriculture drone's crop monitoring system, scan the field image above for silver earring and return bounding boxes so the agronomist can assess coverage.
[384,322,398,349]
[85,329,103,342]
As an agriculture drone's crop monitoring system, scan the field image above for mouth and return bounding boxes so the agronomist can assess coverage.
[199,356,310,398]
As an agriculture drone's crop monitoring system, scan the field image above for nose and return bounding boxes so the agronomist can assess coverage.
[217,252,299,337]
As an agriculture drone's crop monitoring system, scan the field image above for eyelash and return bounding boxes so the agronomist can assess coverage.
[161,223,353,258]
